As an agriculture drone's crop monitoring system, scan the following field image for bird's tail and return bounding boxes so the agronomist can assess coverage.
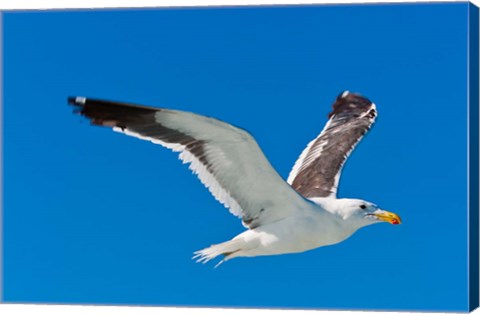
[193,238,243,268]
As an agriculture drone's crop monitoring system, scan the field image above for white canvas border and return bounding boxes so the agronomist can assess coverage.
[0,0,479,10]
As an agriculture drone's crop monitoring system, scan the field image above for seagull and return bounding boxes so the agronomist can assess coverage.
[69,91,401,267]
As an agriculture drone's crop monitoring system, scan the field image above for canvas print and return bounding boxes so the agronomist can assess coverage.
[1,2,479,312]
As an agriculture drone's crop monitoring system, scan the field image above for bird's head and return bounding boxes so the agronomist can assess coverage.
[332,198,402,227]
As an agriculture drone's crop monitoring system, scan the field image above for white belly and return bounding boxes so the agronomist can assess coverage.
[232,213,355,257]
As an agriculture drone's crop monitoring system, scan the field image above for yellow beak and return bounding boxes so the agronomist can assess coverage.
[374,210,402,225]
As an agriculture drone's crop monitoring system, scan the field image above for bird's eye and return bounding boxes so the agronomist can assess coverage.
[360,205,367,209]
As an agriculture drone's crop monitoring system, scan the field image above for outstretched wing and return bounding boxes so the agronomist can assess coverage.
[287,91,377,198]
[69,97,308,229]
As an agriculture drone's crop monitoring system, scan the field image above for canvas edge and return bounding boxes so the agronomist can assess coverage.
[0,10,4,304]
[0,0,473,13]
[468,1,480,312]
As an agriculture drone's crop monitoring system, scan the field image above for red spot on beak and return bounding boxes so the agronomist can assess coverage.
[391,219,399,225]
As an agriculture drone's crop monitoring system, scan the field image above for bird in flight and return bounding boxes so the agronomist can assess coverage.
[69,91,401,267]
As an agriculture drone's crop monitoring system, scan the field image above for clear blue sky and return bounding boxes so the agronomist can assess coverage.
[2,3,470,311]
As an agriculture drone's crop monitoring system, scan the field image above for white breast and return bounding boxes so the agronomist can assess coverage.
[229,204,355,257]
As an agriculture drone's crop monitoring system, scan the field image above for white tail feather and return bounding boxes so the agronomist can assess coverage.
[193,239,243,267]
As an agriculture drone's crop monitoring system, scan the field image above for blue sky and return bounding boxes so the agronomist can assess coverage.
[2,3,470,311]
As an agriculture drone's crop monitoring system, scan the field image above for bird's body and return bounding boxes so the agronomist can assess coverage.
[197,201,343,262]
[69,91,401,266]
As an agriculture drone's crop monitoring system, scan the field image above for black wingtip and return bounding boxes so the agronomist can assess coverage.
[336,91,371,103]
[337,90,350,99]
[334,91,372,105]
[68,96,87,107]
[328,91,374,119]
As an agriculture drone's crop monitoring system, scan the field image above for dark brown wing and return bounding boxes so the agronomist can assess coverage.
[287,91,377,198]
